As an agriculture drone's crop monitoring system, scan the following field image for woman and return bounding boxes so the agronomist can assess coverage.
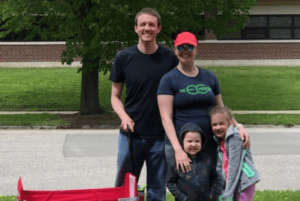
[157,32,249,173]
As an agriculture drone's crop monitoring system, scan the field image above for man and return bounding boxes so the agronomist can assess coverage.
[109,7,178,201]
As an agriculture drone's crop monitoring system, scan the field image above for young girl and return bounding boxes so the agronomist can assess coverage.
[210,106,260,201]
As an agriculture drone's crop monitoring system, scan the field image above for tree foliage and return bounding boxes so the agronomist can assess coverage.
[0,0,256,113]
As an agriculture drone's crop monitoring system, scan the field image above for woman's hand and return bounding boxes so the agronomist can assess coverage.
[174,147,191,173]
[238,126,250,149]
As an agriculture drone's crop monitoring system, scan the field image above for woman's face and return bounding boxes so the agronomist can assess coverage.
[175,44,197,65]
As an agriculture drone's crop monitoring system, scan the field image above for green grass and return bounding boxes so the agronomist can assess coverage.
[1,67,300,112]
[1,67,300,125]
[0,68,114,112]
[166,190,300,201]
[206,67,300,110]
[0,114,67,126]
[234,114,300,126]
[1,190,299,201]
[253,190,300,201]
[0,196,15,201]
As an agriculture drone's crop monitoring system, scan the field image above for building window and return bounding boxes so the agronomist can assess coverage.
[221,15,300,40]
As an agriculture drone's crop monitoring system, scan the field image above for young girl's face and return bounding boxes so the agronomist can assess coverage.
[211,113,231,139]
[183,131,202,157]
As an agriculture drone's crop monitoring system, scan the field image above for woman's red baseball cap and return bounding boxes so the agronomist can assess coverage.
[174,32,198,47]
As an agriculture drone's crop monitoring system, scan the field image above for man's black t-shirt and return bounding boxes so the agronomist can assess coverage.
[109,45,178,139]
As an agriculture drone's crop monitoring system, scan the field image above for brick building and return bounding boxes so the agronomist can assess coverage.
[196,0,300,66]
[1,0,300,67]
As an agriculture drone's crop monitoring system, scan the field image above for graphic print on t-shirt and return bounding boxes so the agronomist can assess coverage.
[179,84,212,95]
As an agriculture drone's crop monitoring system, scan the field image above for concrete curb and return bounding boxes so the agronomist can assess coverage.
[1,124,300,130]
[0,125,120,130]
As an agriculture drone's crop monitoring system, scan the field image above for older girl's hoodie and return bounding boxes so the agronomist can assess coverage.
[214,125,260,201]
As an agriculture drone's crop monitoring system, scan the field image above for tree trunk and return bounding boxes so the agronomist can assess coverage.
[79,57,104,115]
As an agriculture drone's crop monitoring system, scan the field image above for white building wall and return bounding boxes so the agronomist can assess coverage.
[249,5,300,15]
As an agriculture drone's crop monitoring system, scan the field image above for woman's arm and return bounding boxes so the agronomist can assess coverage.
[158,95,191,172]
[215,94,250,148]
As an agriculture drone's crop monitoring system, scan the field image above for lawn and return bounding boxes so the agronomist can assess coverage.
[208,66,300,110]
[1,67,300,111]
[0,68,114,112]
[1,190,300,201]
[0,113,66,126]
[1,67,300,126]
[167,190,300,201]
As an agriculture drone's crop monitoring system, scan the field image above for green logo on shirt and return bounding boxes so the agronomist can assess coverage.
[180,84,212,95]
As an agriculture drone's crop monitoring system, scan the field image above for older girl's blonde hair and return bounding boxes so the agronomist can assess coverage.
[209,105,234,121]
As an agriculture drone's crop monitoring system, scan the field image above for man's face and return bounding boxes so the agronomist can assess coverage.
[134,14,161,44]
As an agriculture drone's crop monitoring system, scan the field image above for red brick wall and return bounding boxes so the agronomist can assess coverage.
[0,44,81,62]
[196,42,300,60]
[0,42,300,62]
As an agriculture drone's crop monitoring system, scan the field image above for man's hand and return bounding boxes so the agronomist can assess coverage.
[121,117,135,132]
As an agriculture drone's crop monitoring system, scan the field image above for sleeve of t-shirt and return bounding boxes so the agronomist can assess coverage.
[209,70,221,95]
[109,51,125,83]
[157,73,174,96]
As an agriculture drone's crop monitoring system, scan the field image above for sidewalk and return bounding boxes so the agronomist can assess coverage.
[1,128,300,195]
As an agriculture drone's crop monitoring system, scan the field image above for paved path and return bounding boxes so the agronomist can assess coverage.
[1,128,300,196]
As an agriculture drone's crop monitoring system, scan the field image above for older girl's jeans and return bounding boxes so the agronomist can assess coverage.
[234,184,256,201]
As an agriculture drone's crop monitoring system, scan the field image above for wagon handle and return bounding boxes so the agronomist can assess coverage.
[127,125,135,176]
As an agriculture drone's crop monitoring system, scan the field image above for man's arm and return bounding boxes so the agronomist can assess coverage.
[111,82,134,132]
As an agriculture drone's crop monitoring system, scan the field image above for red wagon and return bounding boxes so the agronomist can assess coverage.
[17,173,140,201]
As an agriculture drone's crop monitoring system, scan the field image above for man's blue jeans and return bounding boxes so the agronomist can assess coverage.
[115,133,167,201]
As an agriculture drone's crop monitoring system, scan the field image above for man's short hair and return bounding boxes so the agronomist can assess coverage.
[135,7,161,26]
